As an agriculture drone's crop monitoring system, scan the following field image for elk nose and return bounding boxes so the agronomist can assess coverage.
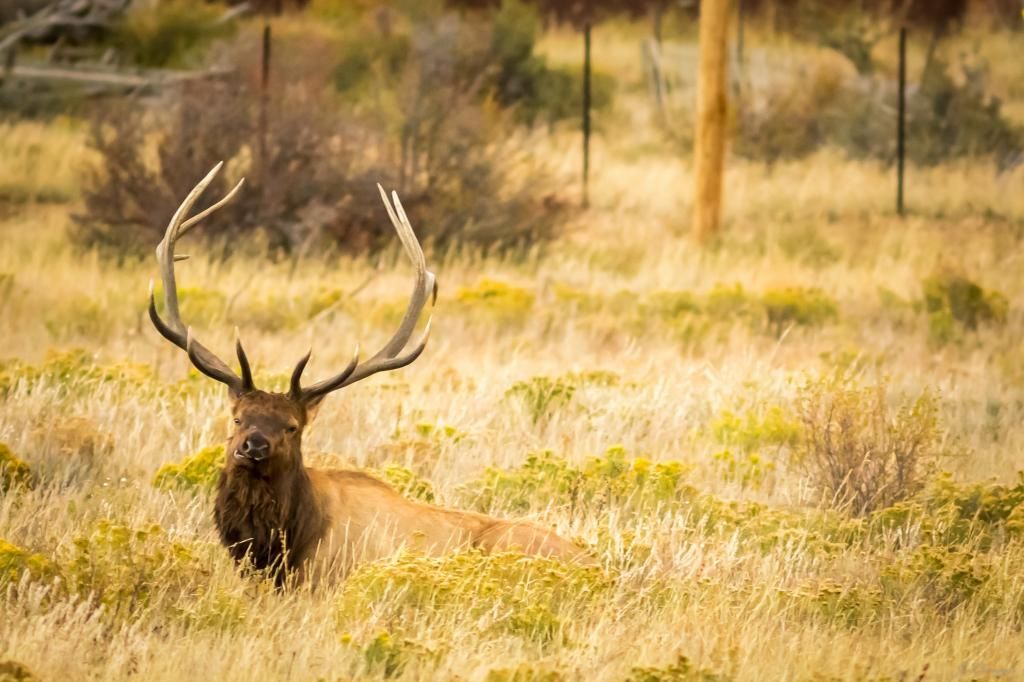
[241,434,270,459]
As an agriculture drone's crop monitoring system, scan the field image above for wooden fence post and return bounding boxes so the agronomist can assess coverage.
[693,0,732,243]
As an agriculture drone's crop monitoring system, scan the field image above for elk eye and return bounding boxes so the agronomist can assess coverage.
[287,425,298,434]
[233,418,241,425]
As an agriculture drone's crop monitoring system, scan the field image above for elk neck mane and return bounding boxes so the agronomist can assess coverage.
[213,455,328,582]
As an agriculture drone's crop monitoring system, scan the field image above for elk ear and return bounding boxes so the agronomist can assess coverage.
[303,395,325,424]
[228,385,245,407]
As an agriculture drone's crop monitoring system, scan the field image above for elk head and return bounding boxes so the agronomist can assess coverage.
[148,163,437,478]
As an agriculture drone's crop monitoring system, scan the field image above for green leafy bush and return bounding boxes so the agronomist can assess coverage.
[66,521,206,613]
[485,663,566,682]
[908,56,1024,168]
[489,0,613,124]
[711,449,776,491]
[371,421,469,471]
[922,271,1007,345]
[152,445,225,493]
[340,630,436,679]
[798,580,883,628]
[0,348,157,398]
[336,551,613,644]
[626,655,726,682]
[0,443,31,492]
[456,279,535,320]
[0,540,56,585]
[464,446,692,516]
[506,376,576,424]
[709,406,800,489]
[880,544,989,613]
[329,1,613,126]
[711,406,801,452]
[108,0,236,68]
[761,287,838,332]
[369,465,436,503]
[505,371,623,424]
[0,659,37,682]
[870,471,1024,548]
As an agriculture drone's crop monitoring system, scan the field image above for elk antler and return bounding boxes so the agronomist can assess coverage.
[148,162,254,395]
[290,184,437,405]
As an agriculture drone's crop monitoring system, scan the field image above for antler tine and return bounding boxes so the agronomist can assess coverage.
[290,186,436,403]
[179,176,245,239]
[148,163,250,393]
[338,187,435,386]
[157,162,223,327]
[186,327,240,387]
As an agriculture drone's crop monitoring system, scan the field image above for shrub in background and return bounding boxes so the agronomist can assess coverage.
[488,0,614,125]
[75,16,566,257]
[922,270,1007,345]
[108,0,236,68]
[734,54,1023,167]
[796,373,941,516]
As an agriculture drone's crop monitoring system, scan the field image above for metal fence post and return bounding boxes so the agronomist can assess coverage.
[897,26,907,216]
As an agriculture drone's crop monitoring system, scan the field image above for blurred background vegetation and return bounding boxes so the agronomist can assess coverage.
[1,0,1021,257]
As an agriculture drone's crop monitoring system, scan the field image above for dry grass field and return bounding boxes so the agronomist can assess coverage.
[2,18,1024,682]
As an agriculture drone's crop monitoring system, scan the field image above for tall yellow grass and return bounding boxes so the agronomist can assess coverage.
[2,19,1024,682]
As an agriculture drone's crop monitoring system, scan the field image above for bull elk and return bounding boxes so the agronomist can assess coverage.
[148,164,592,586]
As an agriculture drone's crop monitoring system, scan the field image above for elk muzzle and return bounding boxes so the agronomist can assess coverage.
[236,432,270,462]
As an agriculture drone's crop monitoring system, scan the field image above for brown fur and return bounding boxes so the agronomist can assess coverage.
[214,390,593,586]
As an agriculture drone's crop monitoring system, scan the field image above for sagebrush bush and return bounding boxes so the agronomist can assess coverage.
[0,443,32,492]
[922,270,1007,344]
[370,421,468,471]
[65,521,206,614]
[505,371,621,424]
[0,659,37,682]
[626,655,725,682]
[337,550,614,644]
[870,471,1024,549]
[456,279,536,321]
[152,444,225,493]
[796,373,941,515]
[761,287,839,332]
[0,348,186,399]
[0,539,55,585]
[369,465,436,503]
[505,376,577,424]
[464,446,691,516]
[340,630,436,679]
[711,406,801,452]
[880,544,989,613]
